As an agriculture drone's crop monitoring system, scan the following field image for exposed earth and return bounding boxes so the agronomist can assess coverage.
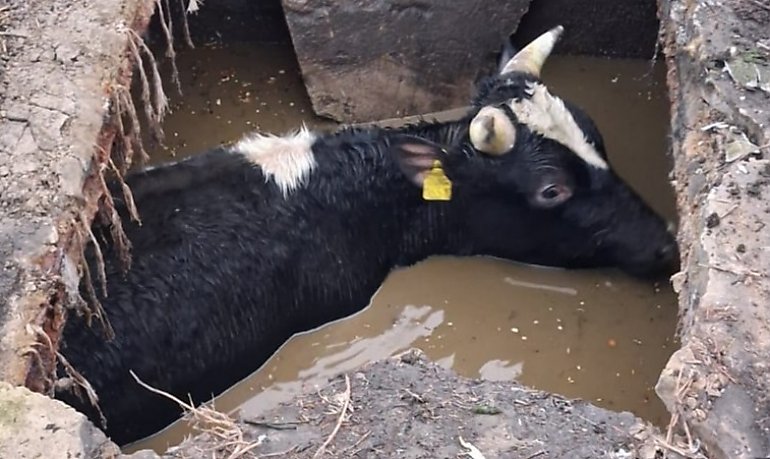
[0,0,769,458]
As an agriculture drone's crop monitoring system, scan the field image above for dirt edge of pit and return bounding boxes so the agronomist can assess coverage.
[0,0,157,401]
[1,0,768,458]
[655,0,770,458]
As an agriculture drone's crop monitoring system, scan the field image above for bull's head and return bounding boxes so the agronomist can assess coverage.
[393,26,679,278]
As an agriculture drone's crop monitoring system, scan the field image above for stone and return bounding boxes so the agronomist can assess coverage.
[0,382,122,459]
[280,0,531,122]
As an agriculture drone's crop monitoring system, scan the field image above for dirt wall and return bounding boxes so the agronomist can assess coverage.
[0,0,154,394]
[656,0,770,458]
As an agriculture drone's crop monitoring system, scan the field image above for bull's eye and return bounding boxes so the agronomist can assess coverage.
[533,183,572,208]
[541,185,560,200]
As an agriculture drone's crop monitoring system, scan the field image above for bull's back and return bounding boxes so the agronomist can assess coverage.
[59,151,303,441]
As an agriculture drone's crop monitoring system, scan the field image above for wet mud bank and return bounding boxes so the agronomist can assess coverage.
[157,350,661,459]
[656,0,770,457]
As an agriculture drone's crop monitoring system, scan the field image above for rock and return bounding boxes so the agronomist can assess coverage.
[280,0,531,122]
[0,382,122,459]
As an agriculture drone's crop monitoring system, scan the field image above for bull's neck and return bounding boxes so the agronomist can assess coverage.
[306,119,472,269]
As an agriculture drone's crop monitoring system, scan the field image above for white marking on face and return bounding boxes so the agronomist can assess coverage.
[508,82,609,169]
[233,125,318,196]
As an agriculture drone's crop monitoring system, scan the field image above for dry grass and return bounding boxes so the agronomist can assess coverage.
[130,371,264,459]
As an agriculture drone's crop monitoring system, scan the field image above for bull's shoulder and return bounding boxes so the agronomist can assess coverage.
[116,147,262,204]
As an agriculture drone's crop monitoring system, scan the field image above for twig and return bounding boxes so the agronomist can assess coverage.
[241,419,302,430]
[0,31,27,37]
[260,445,299,457]
[749,0,770,12]
[339,430,371,456]
[312,374,351,458]
[458,436,486,459]
[526,451,546,459]
[130,370,193,410]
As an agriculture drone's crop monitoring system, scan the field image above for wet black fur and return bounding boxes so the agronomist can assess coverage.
[56,66,678,445]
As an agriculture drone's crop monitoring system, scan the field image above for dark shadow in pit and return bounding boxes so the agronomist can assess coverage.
[511,0,660,59]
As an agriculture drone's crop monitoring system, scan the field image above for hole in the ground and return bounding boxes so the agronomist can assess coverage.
[57,0,680,454]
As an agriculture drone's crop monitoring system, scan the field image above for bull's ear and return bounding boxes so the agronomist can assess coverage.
[390,135,449,186]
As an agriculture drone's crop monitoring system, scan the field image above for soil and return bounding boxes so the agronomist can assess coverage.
[152,350,666,459]
[1,0,770,458]
[0,0,158,392]
[656,0,770,457]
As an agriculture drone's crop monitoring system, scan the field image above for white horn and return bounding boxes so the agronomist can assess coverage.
[469,106,517,156]
[500,25,564,77]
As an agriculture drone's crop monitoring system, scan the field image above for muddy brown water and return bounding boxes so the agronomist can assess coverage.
[125,41,677,454]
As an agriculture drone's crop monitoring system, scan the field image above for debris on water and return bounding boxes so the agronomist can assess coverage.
[510,327,519,333]
[607,338,617,348]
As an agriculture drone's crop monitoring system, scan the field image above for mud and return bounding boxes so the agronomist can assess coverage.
[157,350,663,459]
[655,0,770,457]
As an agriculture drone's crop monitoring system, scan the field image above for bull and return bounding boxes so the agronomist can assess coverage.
[56,26,678,444]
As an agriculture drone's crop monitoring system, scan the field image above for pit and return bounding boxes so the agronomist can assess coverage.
[1,1,768,458]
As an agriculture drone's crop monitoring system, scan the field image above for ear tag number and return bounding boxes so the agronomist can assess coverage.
[422,160,452,201]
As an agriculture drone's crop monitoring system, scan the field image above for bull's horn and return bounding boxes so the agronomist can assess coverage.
[499,25,564,77]
[469,106,516,156]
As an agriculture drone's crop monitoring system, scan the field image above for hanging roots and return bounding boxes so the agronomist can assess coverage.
[76,210,116,340]
[179,0,195,48]
[156,0,182,95]
[57,351,107,429]
[126,27,168,145]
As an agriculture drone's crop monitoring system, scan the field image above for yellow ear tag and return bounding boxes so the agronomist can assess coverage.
[422,160,452,201]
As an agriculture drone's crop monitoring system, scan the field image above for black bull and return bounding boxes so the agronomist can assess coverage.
[56,26,678,444]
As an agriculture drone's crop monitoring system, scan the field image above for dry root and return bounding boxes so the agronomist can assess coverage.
[156,0,182,95]
[179,0,195,48]
[312,374,352,458]
[125,27,168,145]
[57,352,107,428]
[655,368,706,459]
[130,371,263,459]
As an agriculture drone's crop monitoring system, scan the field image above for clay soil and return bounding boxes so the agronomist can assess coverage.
[152,350,660,459]
[654,0,770,457]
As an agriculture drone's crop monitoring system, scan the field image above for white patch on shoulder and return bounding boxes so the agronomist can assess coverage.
[233,125,318,196]
[509,83,609,169]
